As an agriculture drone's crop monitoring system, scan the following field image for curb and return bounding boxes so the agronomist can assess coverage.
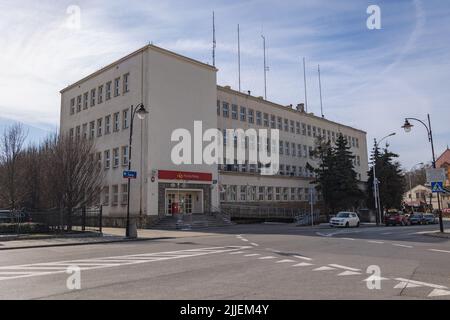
[423,232,450,239]
[0,237,174,251]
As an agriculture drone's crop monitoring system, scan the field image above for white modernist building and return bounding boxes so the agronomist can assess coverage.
[60,45,369,222]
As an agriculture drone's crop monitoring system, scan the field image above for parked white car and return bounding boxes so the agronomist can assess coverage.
[329,212,360,228]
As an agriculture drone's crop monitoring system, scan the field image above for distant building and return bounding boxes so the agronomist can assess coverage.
[436,147,450,187]
[403,184,449,211]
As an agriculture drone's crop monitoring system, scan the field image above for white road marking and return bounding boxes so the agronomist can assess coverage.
[292,262,313,267]
[341,238,355,241]
[229,251,244,255]
[244,254,260,257]
[394,278,447,289]
[329,264,361,272]
[394,281,422,289]
[258,256,276,260]
[367,240,385,244]
[241,239,249,242]
[0,246,248,282]
[429,249,450,254]
[428,289,450,297]
[392,244,413,248]
[381,232,393,235]
[293,255,313,261]
[313,266,336,271]
[338,271,361,276]
[276,259,296,263]
[250,243,259,247]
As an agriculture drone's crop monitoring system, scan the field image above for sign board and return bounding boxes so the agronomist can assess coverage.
[426,168,446,183]
[158,170,212,182]
[123,170,137,179]
[431,181,445,193]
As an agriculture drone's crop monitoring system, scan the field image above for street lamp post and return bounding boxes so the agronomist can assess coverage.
[126,103,149,238]
[373,133,396,225]
[402,114,444,233]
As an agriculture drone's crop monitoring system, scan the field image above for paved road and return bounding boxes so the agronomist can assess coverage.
[0,222,449,300]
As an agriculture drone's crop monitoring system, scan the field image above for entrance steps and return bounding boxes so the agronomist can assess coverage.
[149,213,234,230]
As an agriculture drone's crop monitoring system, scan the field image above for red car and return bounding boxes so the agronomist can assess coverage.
[385,212,410,226]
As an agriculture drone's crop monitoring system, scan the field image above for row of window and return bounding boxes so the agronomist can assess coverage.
[217,100,360,148]
[102,184,128,206]
[219,185,321,202]
[69,73,130,115]
[69,109,129,140]
[94,146,129,170]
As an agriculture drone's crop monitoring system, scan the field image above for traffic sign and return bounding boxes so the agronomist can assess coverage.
[431,181,445,193]
[426,168,446,184]
[123,170,137,179]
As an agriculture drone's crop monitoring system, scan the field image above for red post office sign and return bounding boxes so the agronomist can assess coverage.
[158,170,212,182]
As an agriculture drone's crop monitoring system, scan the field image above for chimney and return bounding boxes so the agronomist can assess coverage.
[224,85,231,90]
[296,103,305,112]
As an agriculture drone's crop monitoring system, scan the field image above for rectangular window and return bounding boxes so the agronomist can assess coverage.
[106,82,112,100]
[98,85,103,104]
[104,150,111,169]
[123,73,129,93]
[292,166,297,176]
[291,188,296,200]
[307,125,312,137]
[302,123,306,135]
[114,77,120,97]
[267,187,273,201]
[276,187,281,201]
[283,187,289,201]
[112,185,119,206]
[82,123,87,139]
[270,115,276,129]
[248,109,254,123]
[297,144,302,157]
[122,109,129,129]
[284,119,289,132]
[90,89,96,107]
[240,106,246,121]
[70,98,75,115]
[303,145,308,158]
[113,148,119,168]
[69,128,74,140]
[312,126,316,137]
[296,122,300,134]
[290,120,295,133]
[122,146,129,166]
[297,188,303,201]
[113,112,120,132]
[89,121,95,139]
[240,185,247,201]
[277,117,282,130]
[97,118,102,137]
[292,143,296,157]
[75,126,81,139]
[285,142,290,155]
[258,186,265,201]
[309,146,313,159]
[83,92,88,110]
[279,165,284,176]
[263,113,269,127]
[222,102,229,118]
[356,138,359,148]
[121,184,128,205]
[76,95,82,112]
[231,104,238,119]
[217,100,220,116]
[96,152,102,170]
[279,141,283,155]
[103,186,110,206]
[105,115,111,134]
[256,111,262,125]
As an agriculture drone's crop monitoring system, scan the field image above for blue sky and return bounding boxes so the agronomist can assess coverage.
[0,0,449,168]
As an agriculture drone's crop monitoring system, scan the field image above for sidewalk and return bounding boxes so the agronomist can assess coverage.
[0,228,218,251]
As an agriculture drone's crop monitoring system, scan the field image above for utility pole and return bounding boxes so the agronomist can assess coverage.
[261,35,268,100]
[303,57,308,112]
[212,11,216,67]
[238,24,241,92]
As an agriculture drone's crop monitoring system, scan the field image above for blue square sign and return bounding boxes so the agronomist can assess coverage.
[431,181,445,193]
[123,170,137,179]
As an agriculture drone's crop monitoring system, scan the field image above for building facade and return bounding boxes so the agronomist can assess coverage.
[60,45,369,220]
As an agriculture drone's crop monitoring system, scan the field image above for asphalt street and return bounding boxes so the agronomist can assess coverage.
[0,222,449,300]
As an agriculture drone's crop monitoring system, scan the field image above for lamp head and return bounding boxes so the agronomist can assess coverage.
[136,104,149,120]
[402,119,413,133]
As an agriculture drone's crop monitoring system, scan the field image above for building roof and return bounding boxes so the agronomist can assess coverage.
[217,85,367,135]
[436,148,450,168]
[60,44,218,94]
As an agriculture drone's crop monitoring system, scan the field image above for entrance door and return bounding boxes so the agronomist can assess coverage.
[180,193,193,214]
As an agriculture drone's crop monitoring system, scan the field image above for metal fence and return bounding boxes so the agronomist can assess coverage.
[221,204,321,221]
[0,206,102,235]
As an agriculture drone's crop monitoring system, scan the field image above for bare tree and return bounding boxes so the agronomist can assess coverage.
[0,123,27,209]
[45,134,103,229]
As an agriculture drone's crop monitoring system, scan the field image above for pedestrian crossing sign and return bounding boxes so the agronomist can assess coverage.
[431,181,445,193]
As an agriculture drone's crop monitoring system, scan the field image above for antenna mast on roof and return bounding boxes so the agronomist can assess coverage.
[261,35,268,100]
[238,24,241,92]
[318,64,324,118]
[303,57,308,113]
[212,11,216,67]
